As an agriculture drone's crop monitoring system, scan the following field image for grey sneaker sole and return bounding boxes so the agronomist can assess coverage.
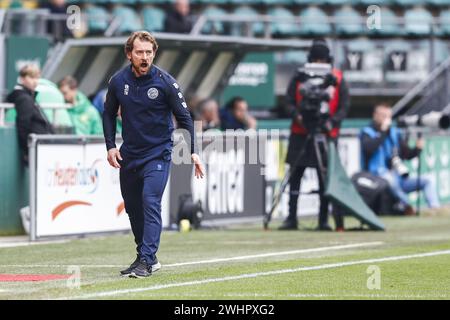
[125,262,161,278]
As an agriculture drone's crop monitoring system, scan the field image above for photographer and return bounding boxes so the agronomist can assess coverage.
[280,39,350,231]
[360,103,440,215]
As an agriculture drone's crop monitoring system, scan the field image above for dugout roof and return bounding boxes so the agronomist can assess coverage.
[42,33,310,99]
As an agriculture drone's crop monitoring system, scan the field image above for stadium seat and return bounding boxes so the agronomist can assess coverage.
[231,6,264,37]
[384,39,412,60]
[258,0,294,5]
[85,5,110,34]
[142,6,165,32]
[298,6,331,36]
[112,5,143,34]
[200,6,228,35]
[346,38,376,52]
[108,0,138,4]
[439,9,450,35]
[334,6,365,36]
[267,6,297,37]
[354,0,393,5]
[280,50,308,64]
[137,0,172,4]
[369,7,402,36]
[433,40,449,64]
[322,0,350,4]
[427,0,450,6]
[196,0,229,5]
[404,6,433,36]
[292,0,326,4]
[393,0,422,6]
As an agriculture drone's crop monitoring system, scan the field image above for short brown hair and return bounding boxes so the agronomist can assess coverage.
[58,76,78,89]
[374,102,391,112]
[124,31,158,55]
[19,64,40,78]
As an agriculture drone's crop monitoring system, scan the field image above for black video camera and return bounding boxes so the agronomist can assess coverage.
[297,63,337,132]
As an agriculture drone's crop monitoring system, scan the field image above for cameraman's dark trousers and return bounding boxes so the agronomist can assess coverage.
[285,134,343,229]
[288,166,329,228]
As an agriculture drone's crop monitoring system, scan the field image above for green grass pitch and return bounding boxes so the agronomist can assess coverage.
[0,213,449,300]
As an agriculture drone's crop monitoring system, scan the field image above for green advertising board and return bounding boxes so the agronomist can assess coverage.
[221,52,275,109]
[406,135,450,208]
[6,35,49,92]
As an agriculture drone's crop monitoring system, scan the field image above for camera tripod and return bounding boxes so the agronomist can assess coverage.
[263,130,330,230]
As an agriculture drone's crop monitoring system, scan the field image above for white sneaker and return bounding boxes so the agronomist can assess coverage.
[20,206,30,234]
[152,261,161,273]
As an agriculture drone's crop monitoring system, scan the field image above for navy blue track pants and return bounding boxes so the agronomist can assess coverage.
[119,159,171,264]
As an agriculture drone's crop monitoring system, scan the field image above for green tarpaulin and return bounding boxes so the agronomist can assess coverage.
[325,142,385,231]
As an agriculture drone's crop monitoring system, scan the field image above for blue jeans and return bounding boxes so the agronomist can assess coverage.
[380,171,440,209]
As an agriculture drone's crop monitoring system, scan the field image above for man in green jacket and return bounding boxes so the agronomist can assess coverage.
[58,76,103,135]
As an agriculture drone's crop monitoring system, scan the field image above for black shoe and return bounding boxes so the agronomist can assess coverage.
[278,219,298,230]
[120,255,141,277]
[317,224,333,231]
[129,260,152,278]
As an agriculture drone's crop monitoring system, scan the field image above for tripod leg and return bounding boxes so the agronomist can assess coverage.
[313,135,340,230]
[263,134,313,229]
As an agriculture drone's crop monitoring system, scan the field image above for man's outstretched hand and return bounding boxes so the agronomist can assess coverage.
[107,148,122,169]
[191,153,205,179]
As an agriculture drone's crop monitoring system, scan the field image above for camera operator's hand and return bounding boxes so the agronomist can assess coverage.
[380,118,392,132]
[416,138,425,150]
[295,114,303,127]
[324,119,333,134]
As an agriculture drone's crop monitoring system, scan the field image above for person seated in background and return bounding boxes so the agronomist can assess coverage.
[164,0,193,34]
[58,76,103,135]
[198,98,221,131]
[220,96,257,130]
[360,103,440,215]
[6,65,54,166]
[91,87,122,133]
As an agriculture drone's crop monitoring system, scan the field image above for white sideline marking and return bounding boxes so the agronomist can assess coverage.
[62,249,450,300]
[0,242,383,268]
[0,240,68,249]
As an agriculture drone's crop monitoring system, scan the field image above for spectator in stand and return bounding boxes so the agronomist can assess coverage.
[164,0,193,34]
[198,98,221,131]
[40,0,72,41]
[6,65,54,166]
[58,76,103,135]
[220,96,257,130]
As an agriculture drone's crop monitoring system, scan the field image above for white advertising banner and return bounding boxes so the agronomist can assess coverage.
[34,142,170,238]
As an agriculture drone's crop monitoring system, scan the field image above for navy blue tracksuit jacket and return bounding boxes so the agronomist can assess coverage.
[102,64,195,264]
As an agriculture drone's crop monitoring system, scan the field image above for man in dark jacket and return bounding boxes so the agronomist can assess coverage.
[103,31,204,278]
[164,0,193,34]
[7,65,54,165]
[279,39,350,231]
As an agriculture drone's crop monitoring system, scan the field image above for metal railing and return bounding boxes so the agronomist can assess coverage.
[0,102,72,127]
[392,55,450,117]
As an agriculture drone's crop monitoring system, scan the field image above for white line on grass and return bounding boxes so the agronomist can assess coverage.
[0,239,69,249]
[62,249,450,300]
[0,242,383,268]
